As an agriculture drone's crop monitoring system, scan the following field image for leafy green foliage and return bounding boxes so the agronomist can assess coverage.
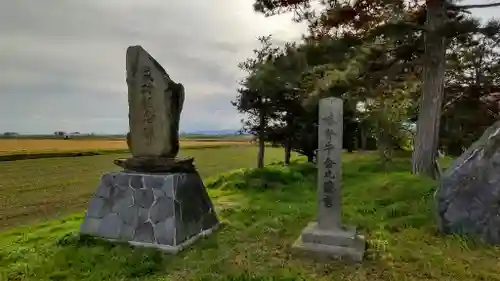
[205,161,316,191]
[245,0,500,164]
[440,20,500,155]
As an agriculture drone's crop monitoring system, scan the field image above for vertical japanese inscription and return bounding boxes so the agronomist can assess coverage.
[322,114,337,208]
[317,97,343,230]
[141,66,155,144]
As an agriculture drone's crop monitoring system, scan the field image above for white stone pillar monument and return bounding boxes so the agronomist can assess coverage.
[292,97,365,262]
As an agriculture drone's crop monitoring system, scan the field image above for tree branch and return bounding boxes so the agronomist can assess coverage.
[455,2,500,9]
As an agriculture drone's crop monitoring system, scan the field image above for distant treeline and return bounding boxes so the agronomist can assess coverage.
[0,134,126,140]
[0,133,251,140]
[180,134,251,140]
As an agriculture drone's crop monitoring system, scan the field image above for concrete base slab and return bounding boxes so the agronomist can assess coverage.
[292,221,365,262]
[107,223,220,254]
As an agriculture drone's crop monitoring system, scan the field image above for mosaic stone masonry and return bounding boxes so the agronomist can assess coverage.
[80,171,219,252]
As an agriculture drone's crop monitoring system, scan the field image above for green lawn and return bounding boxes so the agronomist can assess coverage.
[1,152,499,281]
[0,146,295,230]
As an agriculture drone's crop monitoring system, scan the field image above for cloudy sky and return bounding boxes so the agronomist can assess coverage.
[0,1,498,134]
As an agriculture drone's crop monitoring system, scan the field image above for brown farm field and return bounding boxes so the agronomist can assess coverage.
[0,138,250,155]
[0,146,294,230]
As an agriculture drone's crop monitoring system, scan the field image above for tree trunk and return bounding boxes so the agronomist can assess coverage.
[284,115,293,166]
[360,125,367,151]
[412,0,447,179]
[257,108,265,168]
[307,154,314,163]
[284,139,291,166]
[377,120,393,171]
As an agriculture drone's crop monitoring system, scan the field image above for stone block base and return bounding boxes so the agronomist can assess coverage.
[292,222,365,262]
[80,170,219,253]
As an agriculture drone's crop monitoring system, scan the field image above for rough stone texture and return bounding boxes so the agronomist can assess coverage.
[125,45,185,159]
[436,119,500,244]
[80,171,219,252]
[292,97,365,262]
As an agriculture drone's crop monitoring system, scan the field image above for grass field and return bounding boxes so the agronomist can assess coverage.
[0,146,294,230]
[0,138,250,155]
[1,153,499,281]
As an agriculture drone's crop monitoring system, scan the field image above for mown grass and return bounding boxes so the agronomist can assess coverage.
[0,146,295,229]
[2,152,499,281]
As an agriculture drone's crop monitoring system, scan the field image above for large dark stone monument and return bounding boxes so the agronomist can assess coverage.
[436,119,500,244]
[80,46,219,253]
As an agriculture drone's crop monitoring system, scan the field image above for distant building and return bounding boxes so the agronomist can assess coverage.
[3,132,19,136]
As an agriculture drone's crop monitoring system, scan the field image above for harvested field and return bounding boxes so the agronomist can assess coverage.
[0,146,293,230]
[0,138,250,155]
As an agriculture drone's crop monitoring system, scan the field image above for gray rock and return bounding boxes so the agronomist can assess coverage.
[119,224,136,241]
[101,173,115,186]
[135,222,155,243]
[174,200,182,220]
[175,219,187,244]
[98,213,123,239]
[149,197,174,224]
[87,197,111,218]
[144,174,166,189]
[95,182,113,199]
[184,221,202,240]
[111,186,133,202]
[138,207,150,223]
[154,217,175,245]
[111,192,134,213]
[134,188,154,208]
[129,175,143,189]
[81,171,219,250]
[162,175,175,198]
[202,211,219,231]
[436,120,500,244]
[113,173,130,188]
[80,216,101,235]
[119,205,139,228]
[152,188,166,199]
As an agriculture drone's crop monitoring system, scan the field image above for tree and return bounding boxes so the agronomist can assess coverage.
[411,0,447,179]
[251,0,500,178]
[233,36,280,168]
[440,19,500,155]
[413,1,500,179]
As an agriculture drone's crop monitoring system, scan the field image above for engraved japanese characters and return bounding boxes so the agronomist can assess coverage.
[125,45,185,159]
[115,46,193,173]
[292,97,365,262]
[81,45,220,254]
[317,101,342,230]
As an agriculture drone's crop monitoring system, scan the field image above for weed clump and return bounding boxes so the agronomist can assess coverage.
[205,162,316,191]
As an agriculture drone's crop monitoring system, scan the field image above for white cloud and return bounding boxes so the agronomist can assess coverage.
[0,0,497,134]
[0,0,306,134]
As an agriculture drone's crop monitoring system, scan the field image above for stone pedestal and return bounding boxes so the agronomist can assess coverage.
[292,97,365,262]
[292,222,365,262]
[80,171,219,254]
